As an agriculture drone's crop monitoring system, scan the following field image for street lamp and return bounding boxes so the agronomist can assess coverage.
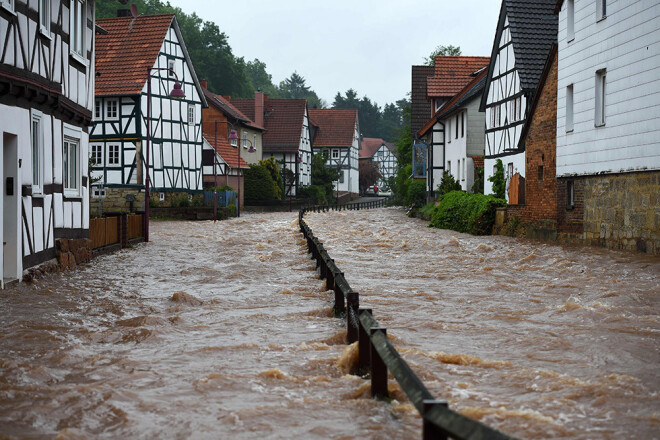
[235,136,256,218]
[145,67,186,243]
[211,120,238,222]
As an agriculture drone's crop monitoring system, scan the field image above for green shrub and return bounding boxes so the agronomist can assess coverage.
[170,193,190,207]
[244,164,280,201]
[216,184,234,192]
[259,157,283,199]
[227,203,237,217]
[191,194,205,207]
[392,164,413,205]
[430,191,506,235]
[149,196,160,207]
[488,159,506,199]
[472,166,484,194]
[435,171,462,197]
[298,185,327,205]
[406,179,427,207]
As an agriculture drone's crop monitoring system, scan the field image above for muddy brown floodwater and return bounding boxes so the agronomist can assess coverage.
[0,209,658,439]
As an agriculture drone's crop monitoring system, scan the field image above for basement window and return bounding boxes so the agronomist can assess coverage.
[567,180,575,208]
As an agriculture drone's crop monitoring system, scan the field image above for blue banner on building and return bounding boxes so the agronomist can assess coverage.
[412,142,427,178]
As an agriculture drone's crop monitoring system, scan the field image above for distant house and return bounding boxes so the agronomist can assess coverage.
[554,0,660,253]
[308,109,360,196]
[231,93,312,196]
[359,138,397,189]
[90,14,207,211]
[202,135,249,209]
[0,0,96,285]
[417,56,490,196]
[200,81,263,166]
[479,0,556,201]
[418,69,488,193]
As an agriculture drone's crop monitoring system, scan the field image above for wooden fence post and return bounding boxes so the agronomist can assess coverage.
[358,308,372,373]
[423,400,448,440]
[370,327,388,398]
[333,271,345,316]
[346,291,359,343]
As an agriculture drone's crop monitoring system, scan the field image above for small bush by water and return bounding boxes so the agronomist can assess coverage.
[430,191,506,235]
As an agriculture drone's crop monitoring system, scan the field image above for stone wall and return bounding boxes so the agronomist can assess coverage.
[22,238,93,282]
[560,171,660,254]
[91,188,145,217]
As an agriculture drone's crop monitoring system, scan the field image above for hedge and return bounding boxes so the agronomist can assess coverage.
[430,191,506,235]
[297,185,327,205]
[244,165,280,201]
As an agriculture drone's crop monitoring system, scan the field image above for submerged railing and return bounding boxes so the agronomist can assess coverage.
[299,200,517,440]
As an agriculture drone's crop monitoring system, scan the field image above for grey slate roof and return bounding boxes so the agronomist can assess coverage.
[480,0,557,110]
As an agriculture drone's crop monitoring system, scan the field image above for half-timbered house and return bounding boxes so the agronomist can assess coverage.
[359,137,397,190]
[418,69,488,193]
[0,0,96,285]
[308,109,360,196]
[231,93,312,197]
[479,0,556,199]
[90,13,207,212]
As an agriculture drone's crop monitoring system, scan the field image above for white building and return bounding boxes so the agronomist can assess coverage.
[554,0,660,253]
[90,14,207,210]
[419,71,487,193]
[480,0,557,199]
[359,138,398,190]
[0,0,96,285]
[309,109,360,195]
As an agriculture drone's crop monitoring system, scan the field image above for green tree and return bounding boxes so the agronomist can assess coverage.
[488,159,506,199]
[246,58,280,97]
[424,45,462,65]
[435,171,462,197]
[310,149,341,202]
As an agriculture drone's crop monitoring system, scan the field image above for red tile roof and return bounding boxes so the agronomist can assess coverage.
[359,137,396,159]
[231,98,307,153]
[308,109,357,148]
[204,89,264,130]
[95,15,175,96]
[204,134,249,169]
[426,56,490,98]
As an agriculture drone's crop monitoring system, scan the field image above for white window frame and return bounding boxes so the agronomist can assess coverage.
[462,158,466,181]
[91,144,103,165]
[106,99,118,120]
[63,124,82,197]
[31,111,44,194]
[331,149,339,159]
[455,114,459,139]
[188,104,195,126]
[0,0,15,13]
[39,0,50,35]
[230,136,238,147]
[447,119,451,143]
[461,112,465,138]
[69,0,85,60]
[253,133,257,150]
[242,131,248,149]
[108,144,120,165]
[167,59,175,77]
[567,0,575,42]
[566,84,574,132]
[91,186,106,199]
[595,69,606,127]
[94,99,101,119]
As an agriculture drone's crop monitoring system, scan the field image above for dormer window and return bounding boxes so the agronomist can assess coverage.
[39,0,50,34]
[70,0,85,58]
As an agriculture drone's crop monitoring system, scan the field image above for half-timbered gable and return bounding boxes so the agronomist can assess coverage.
[480,0,556,198]
[90,14,207,212]
[419,70,488,194]
[359,137,397,190]
[231,96,311,196]
[0,0,96,285]
[309,109,360,195]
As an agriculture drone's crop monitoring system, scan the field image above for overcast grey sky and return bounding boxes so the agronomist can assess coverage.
[165,0,502,107]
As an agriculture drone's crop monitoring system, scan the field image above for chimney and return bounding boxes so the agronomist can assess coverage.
[117,9,132,17]
[200,80,207,90]
[255,91,265,127]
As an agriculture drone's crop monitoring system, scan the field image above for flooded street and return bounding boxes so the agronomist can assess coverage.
[1,208,659,439]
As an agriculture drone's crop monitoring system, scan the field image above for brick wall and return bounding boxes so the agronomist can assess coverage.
[556,178,585,236]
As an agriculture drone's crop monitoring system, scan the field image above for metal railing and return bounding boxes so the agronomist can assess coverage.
[298,200,517,440]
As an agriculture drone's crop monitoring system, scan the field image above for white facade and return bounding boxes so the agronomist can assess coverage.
[483,15,528,198]
[372,144,398,189]
[443,108,483,192]
[90,18,205,200]
[0,0,95,285]
[315,119,360,195]
[556,0,660,177]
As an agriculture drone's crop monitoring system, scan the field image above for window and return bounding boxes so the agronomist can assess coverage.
[332,149,339,159]
[566,84,574,132]
[455,114,459,139]
[538,165,544,182]
[91,144,103,165]
[597,0,606,20]
[491,105,501,128]
[510,97,522,122]
[63,137,80,196]
[253,134,257,150]
[187,104,195,126]
[567,0,575,41]
[108,144,120,165]
[91,186,106,198]
[0,0,14,12]
[39,0,50,34]
[339,170,344,183]
[159,192,165,201]
[447,161,451,176]
[462,158,466,181]
[106,99,118,119]
[242,131,248,149]
[70,0,85,58]
[457,160,460,181]
[461,112,465,137]
[94,99,101,119]
[230,136,237,147]
[31,112,43,193]
[447,120,451,143]
[595,69,606,126]
[567,181,575,207]
[168,59,175,76]
[507,162,513,180]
